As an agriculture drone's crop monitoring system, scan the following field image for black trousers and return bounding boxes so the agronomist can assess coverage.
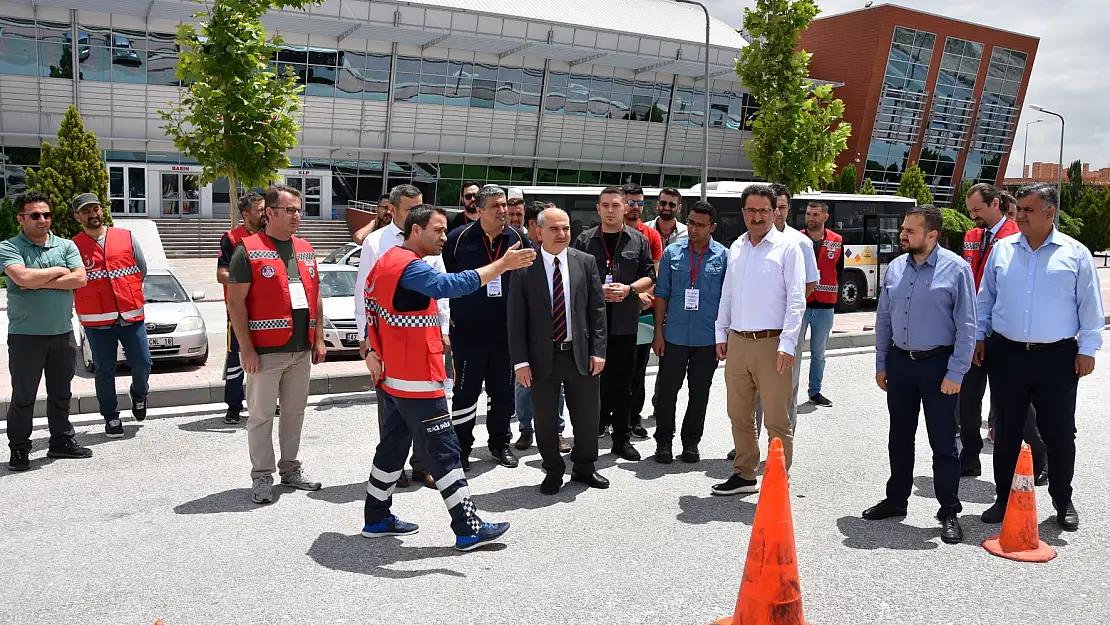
[958,362,1047,469]
[629,343,651,426]
[884,348,962,517]
[986,334,1078,509]
[450,333,513,452]
[531,348,600,476]
[653,343,718,448]
[223,321,245,411]
[7,333,77,452]
[599,333,637,445]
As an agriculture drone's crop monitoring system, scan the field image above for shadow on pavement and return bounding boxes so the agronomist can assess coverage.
[307,532,475,579]
[309,480,438,505]
[471,482,591,512]
[178,415,243,434]
[914,475,997,505]
[2,426,141,479]
[797,403,818,415]
[676,494,756,525]
[615,457,734,482]
[174,487,286,513]
[836,515,940,550]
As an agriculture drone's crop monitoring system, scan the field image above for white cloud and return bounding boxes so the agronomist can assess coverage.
[705,0,1110,176]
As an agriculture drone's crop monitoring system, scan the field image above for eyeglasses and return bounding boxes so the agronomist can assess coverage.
[687,220,713,229]
[658,200,679,208]
[21,211,52,221]
[267,205,303,215]
[742,207,774,216]
[462,193,477,200]
[626,200,644,208]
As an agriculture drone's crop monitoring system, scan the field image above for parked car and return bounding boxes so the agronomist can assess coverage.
[79,268,208,372]
[318,263,360,354]
[321,242,360,266]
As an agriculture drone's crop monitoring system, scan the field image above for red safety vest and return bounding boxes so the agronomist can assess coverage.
[73,227,146,327]
[365,246,446,399]
[803,228,842,305]
[222,225,251,302]
[963,218,1020,291]
[242,232,320,348]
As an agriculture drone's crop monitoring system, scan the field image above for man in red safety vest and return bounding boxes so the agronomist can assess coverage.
[361,204,535,551]
[227,184,327,505]
[798,199,843,408]
[72,192,153,440]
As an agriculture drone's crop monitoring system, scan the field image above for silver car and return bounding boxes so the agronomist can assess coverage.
[321,242,360,267]
[79,268,209,372]
[318,263,361,354]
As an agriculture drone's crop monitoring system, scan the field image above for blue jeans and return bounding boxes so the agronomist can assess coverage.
[515,377,564,434]
[85,322,152,421]
[801,307,835,398]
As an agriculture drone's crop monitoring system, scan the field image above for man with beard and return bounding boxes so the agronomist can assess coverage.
[506,197,526,229]
[72,193,152,438]
[865,205,975,544]
[449,181,482,232]
[353,194,393,245]
[621,183,662,441]
[646,187,688,246]
[799,200,842,408]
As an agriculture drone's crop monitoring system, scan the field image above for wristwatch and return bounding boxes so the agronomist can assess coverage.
[626,284,638,300]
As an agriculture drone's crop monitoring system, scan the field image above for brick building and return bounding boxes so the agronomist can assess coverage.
[1009,162,1110,186]
[799,3,1039,205]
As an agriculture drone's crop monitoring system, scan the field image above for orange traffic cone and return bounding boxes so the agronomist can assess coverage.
[710,438,810,625]
[982,443,1056,563]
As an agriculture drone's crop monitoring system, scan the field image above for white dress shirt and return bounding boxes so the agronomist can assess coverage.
[780,225,819,284]
[515,247,573,372]
[714,225,807,354]
[354,221,450,337]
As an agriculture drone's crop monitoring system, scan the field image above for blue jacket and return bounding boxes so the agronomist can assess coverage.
[443,221,531,334]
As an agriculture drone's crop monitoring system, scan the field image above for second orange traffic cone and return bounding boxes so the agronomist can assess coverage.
[982,443,1056,563]
[710,438,810,625]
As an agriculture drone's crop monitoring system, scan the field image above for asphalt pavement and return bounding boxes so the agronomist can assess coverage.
[2,349,1108,625]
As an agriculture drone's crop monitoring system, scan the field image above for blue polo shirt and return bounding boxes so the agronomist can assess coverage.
[443,221,531,334]
[655,238,728,347]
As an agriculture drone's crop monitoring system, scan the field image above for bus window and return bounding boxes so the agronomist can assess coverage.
[710,194,745,246]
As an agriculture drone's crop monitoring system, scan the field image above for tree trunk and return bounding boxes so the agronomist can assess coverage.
[228,169,240,228]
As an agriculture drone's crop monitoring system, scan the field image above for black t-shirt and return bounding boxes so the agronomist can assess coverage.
[602,232,620,273]
[449,210,479,233]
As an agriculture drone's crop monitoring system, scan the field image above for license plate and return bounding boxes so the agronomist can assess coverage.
[345,333,359,342]
[149,337,175,348]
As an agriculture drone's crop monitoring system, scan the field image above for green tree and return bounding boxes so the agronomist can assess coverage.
[829,163,858,193]
[160,0,322,227]
[736,0,852,193]
[1066,159,1085,212]
[1071,187,1110,253]
[1059,209,1085,240]
[24,106,112,239]
[949,179,972,214]
[895,163,934,206]
[860,177,877,195]
[0,196,17,240]
[940,208,975,253]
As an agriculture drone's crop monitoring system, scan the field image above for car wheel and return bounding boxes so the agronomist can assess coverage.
[836,272,865,313]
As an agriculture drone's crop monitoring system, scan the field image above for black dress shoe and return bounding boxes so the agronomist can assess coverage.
[679,447,701,463]
[396,471,411,488]
[1035,467,1049,487]
[493,446,519,468]
[960,461,981,477]
[411,469,436,489]
[980,501,1006,524]
[570,470,610,489]
[809,393,833,407]
[46,440,93,459]
[862,499,908,520]
[631,425,650,440]
[654,444,673,464]
[612,442,641,461]
[8,449,29,472]
[460,448,471,471]
[726,449,736,460]
[939,515,964,544]
[540,475,562,495]
[1056,502,1079,531]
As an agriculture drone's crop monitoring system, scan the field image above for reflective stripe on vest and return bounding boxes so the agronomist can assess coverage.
[87,265,141,281]
[814,284,839,293]
[382,377,446,393]
[77,306,146,324]
[367,301,440,328]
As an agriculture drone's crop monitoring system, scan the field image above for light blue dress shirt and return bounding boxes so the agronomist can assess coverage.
[875,244,977,383]
[656,238,728,347]
[976,227,1104,357]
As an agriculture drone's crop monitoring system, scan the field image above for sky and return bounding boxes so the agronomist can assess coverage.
[704,0,1109,177]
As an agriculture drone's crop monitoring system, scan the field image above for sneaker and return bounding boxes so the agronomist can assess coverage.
[251,475,274,504]
[726,448,736,460]
[557,435,571,454]
[8,449,30,472]
[46,440,93,459]
[105,419,125,438]
[455,522,511,552]
[280,468,322,491]
[362,515,420,538]
[679,446,701,463]
[631,425,650,440]
[131,398,147,422]
[223,408,241,425]
[598,425,610,439]
[711,474,759,496]
[809,393,833,408]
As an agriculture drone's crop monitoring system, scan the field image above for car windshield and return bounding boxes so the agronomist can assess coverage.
[323,245,355,264]
[318,270,357,298]
[144,274,190,303]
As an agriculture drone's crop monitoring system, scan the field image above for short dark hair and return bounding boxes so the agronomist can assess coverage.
[390,183,422,207]
[1016,183,1059,210]
[659,187,682,201]
[378,193,391,203]
[770,183,791,201]
[265,184,301,207]
[461,181,481,193]
[403,204,448,238]
[237,191,263,213]
[621,182,644,197]
[967,182,1000,206]
[806,200,829,214]
[906,204,944,234]
[524,200,547,226]
[14,191,51,213]
[740,183,777,209]
[507,197,525,208]
[1000,191,1017,212]
[688,200,716,224]
[599,186,624,200]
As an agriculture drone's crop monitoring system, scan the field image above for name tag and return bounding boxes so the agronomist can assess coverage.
[289,282,309,309]
[604,274,614,285]
[684,288,700,311]
[487,275,503,297]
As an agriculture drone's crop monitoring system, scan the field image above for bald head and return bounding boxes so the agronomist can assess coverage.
[538,207,571,254]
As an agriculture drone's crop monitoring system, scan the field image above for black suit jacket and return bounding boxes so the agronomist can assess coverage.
[508,247,607,378]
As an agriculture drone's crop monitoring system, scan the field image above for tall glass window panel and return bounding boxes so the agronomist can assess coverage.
[0,18,38,76]
[610,77,633,120]
[545,70,568,114]
[394,72,419,102]
[471,63,497,109]
[446,60,473,107]
[587,75,612,118]
[110,33,145,84]
[565,73,590,116]
[147,32,179,86]
[519,68,543,113]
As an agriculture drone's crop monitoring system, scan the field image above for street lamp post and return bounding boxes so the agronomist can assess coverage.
[1022,117,1043,179]
[1029,104,1064,226]
[675,0,710,202]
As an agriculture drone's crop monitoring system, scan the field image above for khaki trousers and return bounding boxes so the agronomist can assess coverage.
[724,332,794,480]
[246,351,312,478]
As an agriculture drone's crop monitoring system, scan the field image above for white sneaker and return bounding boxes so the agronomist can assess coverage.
[251,475,274,504]
[280,468,322,491]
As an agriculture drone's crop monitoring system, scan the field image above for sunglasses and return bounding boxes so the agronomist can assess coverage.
[658,200,679,209]
[463,193,477,200]
[626,200,645,208]
[22,211,52,221]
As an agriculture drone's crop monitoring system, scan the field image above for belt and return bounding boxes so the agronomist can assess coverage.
[553,341,573,351]
[894,345,953,361]
[731,329,783,340]
[995,334,1076,352]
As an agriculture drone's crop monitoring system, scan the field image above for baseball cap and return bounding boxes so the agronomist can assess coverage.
[72,193,102,213]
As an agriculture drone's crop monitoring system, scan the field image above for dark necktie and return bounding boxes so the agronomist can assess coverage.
[552,257,567,342]
[981,228,992,255]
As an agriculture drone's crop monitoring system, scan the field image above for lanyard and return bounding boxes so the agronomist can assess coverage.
[602,232,620,274]
[483,231,505,265]
[689,243,706,287]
